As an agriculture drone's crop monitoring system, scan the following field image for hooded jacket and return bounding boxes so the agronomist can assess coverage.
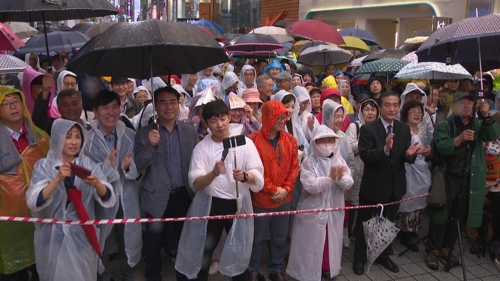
[26,119,115,281]
[264,60,283,76]
[0,86,49,275]
[294,86,319,142]
[365,76,385,102]
[287,125,353,280]
[315,88,351,131]
[299,69,316,85]
[398,83,433,147]
[239,65,257,90]
[248,100,299,209]
[56,70,78,92]
[220,71,241,102]
[21,67,59,118]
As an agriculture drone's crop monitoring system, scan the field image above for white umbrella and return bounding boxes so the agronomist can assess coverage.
[297,44,353,66]
[395,61,473,80]
[251,26,294,43]
[350,55,367,67]
[363,204,400,273]
[0,53,28,73]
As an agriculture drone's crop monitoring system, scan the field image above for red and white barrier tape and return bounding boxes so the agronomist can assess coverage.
[0,193,429,225]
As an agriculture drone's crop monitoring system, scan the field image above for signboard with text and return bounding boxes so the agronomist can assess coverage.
[432,17,452,31]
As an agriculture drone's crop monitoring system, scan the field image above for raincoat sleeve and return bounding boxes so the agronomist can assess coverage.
[333,155,354,190]
[90,161,116,208]
[345,123,359,154]
[433,120,458,156]
[300,157,334,195]
[283,140,300,193]
[243,139,265,193]
[26,160,54,212]
[121,131,139,180]
[134,126,157,173]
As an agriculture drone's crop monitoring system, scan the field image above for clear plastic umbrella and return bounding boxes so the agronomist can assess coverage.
[363,204,400,273]
[0,53,28,74]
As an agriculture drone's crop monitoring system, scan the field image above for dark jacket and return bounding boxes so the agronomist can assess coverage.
[124,97,142,119]
[358,118,415,203]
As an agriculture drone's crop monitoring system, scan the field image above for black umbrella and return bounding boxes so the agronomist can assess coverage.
[416,14,500,76]
[16,31,90,55]
[362,48,408,63]
[299,40,330,52]
[70,22,96,33]
[224,33,284,54]
[67,20,228,78]
[37,25,71,33]
[0,0,118,71]
[274,20,292,28]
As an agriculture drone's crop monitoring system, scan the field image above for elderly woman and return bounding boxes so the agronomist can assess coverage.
[396,100,431,251]
[26,119,115,281]
[132,85,151,108]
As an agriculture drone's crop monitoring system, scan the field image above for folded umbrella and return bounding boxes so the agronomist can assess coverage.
[64,177,102,258]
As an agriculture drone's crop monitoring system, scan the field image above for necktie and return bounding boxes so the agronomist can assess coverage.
[387,124,392,135]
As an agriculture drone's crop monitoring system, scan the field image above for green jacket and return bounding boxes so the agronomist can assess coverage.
[428,115,500,227]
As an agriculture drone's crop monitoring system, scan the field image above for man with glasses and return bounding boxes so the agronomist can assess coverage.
[0,87,49,281]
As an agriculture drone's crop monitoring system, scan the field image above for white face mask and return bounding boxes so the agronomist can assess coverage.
[316,143,335,157]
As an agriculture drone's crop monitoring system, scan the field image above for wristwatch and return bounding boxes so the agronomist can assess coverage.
[241,172,248,183]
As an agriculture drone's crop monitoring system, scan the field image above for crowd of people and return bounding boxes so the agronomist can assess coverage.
[1,51,500,281]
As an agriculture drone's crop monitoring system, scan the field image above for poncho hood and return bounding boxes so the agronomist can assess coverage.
[56,70,78,91]
[357,99,379,125]
[47,119,85,163]
[239,65,256,89]
[322,99,345,132]
[310,124,340,158]
[260,100,288,138]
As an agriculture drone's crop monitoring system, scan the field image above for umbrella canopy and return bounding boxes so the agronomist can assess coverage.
[191,19,225,34]
[67,19,229,79]
[70,22,96,33]
[224,33,284,54]
[16,31,90,55]
[410,29,433,38]
[274,20,292,28]
[339,36,370,52]
[0,54,29,74]
[401,51,418,62]
[355,58,410,74]
[0,23,25,51]
[3,22,39,39]
[37,24,71,33]
[339,27,379,46]
[197,26,225,41]
[0,0,118,22]
[397,42,422,53]
[363,48,408,63]
[395,61,473,80]
[250,26,293,43]
[299,40,331,53]
[416,14,500,72]
[363,205,400,273]
[276,42,293,56]
[285,20,345,45]
[84,21,116,38]
[298,44,353,67]
[350,55,368,67]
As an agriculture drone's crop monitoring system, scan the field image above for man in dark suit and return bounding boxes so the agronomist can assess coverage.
[353,91,419,275]
[134,86,198,281]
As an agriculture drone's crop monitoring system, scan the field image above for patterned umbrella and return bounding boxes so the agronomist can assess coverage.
[395,62,473,80]
[0,54,28,73]
[355,58,410,74]
[401,51,418,62]
[350,55,368,67]
[298,44,353,66]
[416,14,500,72]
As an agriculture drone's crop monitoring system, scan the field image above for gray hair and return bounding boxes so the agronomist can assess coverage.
[256,74,272,86]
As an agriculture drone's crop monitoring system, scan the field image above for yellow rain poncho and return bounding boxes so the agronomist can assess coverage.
[322,75,354,114]
[0,86,49,274]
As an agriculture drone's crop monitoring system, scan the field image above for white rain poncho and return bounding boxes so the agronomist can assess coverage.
[398,83,433,148]
[172,84,190,120]
[344,99,379,205]
[198,66,216,81]
[175,131,264,279]
[273,90,309,158]
[294,86,319,142]
[398,131,431,213]
[181,73,199,97]
[26,119,115,281]
[132,85,151,100]
[84,120,142,270]
[220,71,241,102]
[239,65,257,90]
[56,70,78,91]
[287,125,353,281]
[322,99,356,176]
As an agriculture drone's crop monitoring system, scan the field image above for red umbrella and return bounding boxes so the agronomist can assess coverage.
[65,177,102,257]
[0,22,24,51]
[285,20,345,45]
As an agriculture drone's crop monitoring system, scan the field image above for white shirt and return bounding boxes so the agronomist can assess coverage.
[380,118,394,155]
[6,126,23,141]
[209,140,237,199]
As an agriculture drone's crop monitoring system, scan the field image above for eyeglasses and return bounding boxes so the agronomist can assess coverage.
[409,110,422,116]
[1,100,22,109]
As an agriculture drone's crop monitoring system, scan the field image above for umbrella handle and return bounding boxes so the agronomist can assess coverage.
[376,203,384,218]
